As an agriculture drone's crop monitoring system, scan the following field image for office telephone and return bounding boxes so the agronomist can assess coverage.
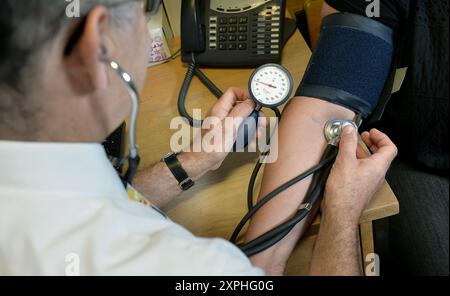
[181,0,287,66]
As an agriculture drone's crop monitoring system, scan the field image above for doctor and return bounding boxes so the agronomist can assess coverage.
[0,0,397,275]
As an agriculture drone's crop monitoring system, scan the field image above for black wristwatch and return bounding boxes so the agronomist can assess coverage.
[162,152,195,191]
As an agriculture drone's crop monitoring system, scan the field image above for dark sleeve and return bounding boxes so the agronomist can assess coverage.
[324,0,403,29]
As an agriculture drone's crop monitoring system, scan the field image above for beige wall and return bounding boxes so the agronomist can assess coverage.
[287,0,307,16]
[163,0,182,37]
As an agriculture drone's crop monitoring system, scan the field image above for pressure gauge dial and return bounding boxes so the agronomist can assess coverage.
[249,64,294,108]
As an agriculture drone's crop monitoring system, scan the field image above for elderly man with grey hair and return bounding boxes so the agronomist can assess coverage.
[0,0,397,276]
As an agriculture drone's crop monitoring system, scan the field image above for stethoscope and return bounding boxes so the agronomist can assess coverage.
[99,51,141,186]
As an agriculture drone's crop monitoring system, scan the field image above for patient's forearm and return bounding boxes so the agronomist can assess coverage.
[310,213,361,275]
[244,97,354,274]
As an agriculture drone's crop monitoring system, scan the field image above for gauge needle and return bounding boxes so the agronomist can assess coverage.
[256,80,277,89]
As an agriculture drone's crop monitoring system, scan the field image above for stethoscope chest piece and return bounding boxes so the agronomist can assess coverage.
[324,119,359,146]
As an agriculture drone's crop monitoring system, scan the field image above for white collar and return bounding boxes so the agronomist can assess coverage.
[0,141,126,199]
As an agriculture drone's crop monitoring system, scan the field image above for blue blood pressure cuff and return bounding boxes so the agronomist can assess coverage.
[296,13,395,117]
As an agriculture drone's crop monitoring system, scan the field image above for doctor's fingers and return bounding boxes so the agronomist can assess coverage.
[228,98,255,121]
[209,87,252,119]
[336,125,359,165]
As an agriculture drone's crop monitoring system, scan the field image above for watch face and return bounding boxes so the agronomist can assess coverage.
[249,64,293,108]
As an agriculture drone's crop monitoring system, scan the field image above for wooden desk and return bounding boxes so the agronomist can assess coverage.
[137,24,399,275]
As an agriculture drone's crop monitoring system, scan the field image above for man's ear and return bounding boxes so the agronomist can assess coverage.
[64,5,111,93]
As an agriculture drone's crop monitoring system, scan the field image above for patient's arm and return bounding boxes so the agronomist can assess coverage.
[244,2,355,275]
[244,97,354,274]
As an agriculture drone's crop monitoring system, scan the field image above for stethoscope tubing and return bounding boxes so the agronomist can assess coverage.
[231,145,338,248]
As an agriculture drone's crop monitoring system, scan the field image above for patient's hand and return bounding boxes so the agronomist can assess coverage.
[322,127,398,225]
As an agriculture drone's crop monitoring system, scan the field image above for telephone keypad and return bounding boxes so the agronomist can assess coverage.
[208,5,282,57]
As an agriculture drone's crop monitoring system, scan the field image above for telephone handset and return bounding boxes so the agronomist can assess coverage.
[181,0,286,67]
[181,0,206,53]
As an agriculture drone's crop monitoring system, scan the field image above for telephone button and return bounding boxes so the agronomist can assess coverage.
[239,26,248,33]
[219,18,227,25]
[219,35,227,42]
[219,43,227,50]
[229,26,237,33]
[238,43,247,50]
[228,43,237,50]
[229,17,238,24]
[239,17,248,24]
[228,35,237,42]
[238,35,247,41]
[219,27,227,33]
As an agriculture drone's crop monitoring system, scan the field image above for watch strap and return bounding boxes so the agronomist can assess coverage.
[162,153,195,191]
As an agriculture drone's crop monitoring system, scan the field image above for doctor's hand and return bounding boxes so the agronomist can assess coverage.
[192,87,267,171]
[322,127,398,226]
[135,88,266,207]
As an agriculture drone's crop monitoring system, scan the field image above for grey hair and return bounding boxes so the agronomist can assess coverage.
[0,0,141,94]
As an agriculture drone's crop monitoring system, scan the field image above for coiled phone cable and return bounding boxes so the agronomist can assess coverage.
[178,63,223,126]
